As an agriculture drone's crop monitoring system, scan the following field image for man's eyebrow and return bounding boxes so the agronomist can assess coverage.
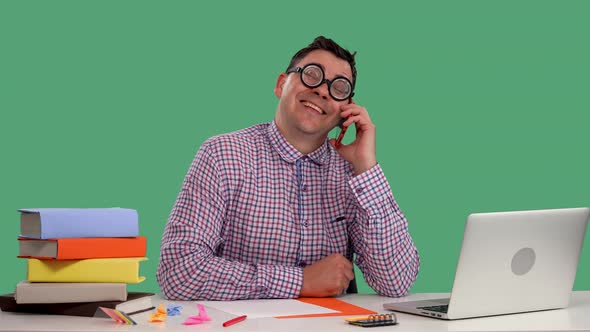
[334,71,353,80]
[300,62,352,80]
[324,64,352,80]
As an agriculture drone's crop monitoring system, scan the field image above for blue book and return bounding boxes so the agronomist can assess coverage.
[19,208,139,239]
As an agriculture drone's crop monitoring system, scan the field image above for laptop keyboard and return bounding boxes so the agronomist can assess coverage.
[417,305,449,313]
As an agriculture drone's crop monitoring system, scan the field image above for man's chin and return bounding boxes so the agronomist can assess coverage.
[290,116,338,137]
[296,125,332,138]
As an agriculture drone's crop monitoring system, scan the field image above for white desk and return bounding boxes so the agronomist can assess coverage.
[1,292,589,332]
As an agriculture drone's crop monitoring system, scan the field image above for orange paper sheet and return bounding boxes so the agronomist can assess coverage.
[275,297,376,319]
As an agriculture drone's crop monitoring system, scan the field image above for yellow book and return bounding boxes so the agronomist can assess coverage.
[27,257,147,283]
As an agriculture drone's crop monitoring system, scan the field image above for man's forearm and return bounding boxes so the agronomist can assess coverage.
[349,164,420,297]
[157,241,303,300]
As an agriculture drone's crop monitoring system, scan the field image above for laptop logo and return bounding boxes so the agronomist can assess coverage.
[511,247,536,276]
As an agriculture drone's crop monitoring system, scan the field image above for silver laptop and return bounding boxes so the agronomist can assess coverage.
[384,207,590,320]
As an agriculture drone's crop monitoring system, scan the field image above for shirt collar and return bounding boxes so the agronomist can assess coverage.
[267,121,329,165]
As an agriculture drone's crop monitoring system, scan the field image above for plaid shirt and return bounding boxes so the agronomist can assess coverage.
[157,121,420,300]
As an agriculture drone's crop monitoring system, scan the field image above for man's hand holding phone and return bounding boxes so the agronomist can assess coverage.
[330,99,377,175]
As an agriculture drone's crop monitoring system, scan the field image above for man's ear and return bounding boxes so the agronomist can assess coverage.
[274,73,288,98]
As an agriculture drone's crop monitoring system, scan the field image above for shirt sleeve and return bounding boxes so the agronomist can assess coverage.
[156,141,303,300]
[348,164,420,297]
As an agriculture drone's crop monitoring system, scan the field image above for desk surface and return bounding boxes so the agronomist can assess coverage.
[1,291,589,332]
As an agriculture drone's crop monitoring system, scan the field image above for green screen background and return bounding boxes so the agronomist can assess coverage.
[1,1,589,296]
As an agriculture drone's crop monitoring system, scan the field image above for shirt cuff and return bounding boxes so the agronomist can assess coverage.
[258,264,303,299]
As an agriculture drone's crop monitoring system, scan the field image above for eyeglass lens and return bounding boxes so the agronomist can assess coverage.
[301,65,351,100]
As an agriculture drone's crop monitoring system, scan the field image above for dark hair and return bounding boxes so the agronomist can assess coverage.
[286,36,357,89]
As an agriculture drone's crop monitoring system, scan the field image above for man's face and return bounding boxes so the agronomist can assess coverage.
[274,49,353,139]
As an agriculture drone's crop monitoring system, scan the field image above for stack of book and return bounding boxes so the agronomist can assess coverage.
[0,208,154,317]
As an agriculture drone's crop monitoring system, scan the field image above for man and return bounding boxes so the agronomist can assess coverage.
[157,36,420,300]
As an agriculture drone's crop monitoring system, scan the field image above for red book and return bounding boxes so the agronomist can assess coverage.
[18,236,146,260]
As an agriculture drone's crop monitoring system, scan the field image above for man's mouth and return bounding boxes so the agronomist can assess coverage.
[301,101,326,115]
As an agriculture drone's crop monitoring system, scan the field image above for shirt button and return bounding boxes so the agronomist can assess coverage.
[301,184,308,192]
[302,220,309,227]
[355,187,365,194]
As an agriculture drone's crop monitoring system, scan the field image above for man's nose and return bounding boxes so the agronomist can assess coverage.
[312,83,329,100]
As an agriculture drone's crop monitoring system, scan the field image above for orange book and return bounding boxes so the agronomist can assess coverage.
[18,236,146,260]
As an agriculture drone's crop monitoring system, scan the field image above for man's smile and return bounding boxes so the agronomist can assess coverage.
[301,100,326,115]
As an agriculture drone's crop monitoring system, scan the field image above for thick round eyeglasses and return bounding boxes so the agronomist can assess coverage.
[286,63,354,101]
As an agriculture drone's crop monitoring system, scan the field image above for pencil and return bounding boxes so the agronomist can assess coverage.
[222,315,247,327]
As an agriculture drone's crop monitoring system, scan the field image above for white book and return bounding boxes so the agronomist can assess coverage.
[15,281,127,304]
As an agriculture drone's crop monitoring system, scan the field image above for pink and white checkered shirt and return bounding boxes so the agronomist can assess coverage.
[157,121,420,300]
